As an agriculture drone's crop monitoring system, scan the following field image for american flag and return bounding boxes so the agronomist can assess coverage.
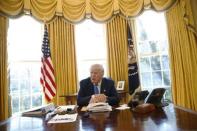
[40,25,56,102]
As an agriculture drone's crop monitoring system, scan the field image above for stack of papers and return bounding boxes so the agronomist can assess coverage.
[45,105,77,121]
[87,102,112,112]
[116,104,130,110]
[48,113,78,123]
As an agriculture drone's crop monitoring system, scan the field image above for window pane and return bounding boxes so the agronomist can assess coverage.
[32,95,42,107]
[149,41,159,53]
[152,71,162,86]
[20,80,30,95]
[140,57,150,72]
[20,96,31,111]
[141,73,152,87]
[11,96,19,114]
[139,41,151,54]
[10,79,19,93]
[163,71,170,86]
[32,84,42,93]
[151,56,161,71]
[161,55,170,70]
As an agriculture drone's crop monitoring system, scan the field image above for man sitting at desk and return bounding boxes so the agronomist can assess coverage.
[77,64,120,107]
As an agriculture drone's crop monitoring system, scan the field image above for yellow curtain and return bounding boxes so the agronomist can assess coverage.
[0,0,177,22]
[47,17,77,105]
[166,0,197,111]
[30,0,57,22]
[106,15,128,92]
[190,0,197,30]
[0,15,10,121]
[0,0,23,16]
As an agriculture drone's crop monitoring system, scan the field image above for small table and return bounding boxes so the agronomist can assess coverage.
[59,93,78,105]
[117,90,128,103]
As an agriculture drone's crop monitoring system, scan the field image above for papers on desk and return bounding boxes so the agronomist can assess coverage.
[116,104,130,110]
[45,105,77,121]
[48,113,78,124]
[56,105,77,112]
[22,103,55,117]
[87,102,112,112]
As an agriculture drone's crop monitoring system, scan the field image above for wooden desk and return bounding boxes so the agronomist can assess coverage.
[59,93,77,105]
[1,104,197,131]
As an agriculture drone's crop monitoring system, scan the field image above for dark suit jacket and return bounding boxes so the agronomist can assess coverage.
[77,77,120,106]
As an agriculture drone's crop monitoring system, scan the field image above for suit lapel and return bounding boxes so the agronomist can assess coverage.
[100,78,106,94]
[88,78,94,94]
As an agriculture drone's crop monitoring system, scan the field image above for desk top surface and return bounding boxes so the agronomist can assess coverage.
[1,104,197,131]
[59,91,127,97]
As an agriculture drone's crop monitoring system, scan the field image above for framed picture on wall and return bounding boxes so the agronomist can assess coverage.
[116,81,125,90]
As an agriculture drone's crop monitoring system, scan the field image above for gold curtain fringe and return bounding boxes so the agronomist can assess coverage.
[187,24,197,38]
[0,0,177,23]
[181,0,197,38]
[0,0,23,16]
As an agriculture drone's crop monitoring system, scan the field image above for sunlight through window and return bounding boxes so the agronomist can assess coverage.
[136,11,172,101]
[75,20,107,82]
[8,15,44,115]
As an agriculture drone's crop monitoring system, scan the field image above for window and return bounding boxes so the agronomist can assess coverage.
[75,20,107,82]
[8,15,44,115]
[136,11,172,100]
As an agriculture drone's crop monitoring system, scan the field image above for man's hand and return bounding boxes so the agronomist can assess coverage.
[89,94,107,103]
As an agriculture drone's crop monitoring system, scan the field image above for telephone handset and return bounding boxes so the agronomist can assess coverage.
[145,88,166,107]
[128,90,149,108]
[128,88,167,108]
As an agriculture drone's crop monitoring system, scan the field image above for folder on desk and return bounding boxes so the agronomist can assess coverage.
[22,103,55,117]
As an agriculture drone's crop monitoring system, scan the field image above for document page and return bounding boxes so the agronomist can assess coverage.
[48,113,78,124]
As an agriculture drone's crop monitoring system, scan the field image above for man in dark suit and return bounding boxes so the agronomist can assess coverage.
[77,64,120,106]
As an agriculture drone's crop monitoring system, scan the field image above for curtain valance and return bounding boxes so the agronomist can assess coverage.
[0,0,177,22]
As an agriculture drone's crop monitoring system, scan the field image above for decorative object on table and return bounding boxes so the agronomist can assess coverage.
[116,81,125,91]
